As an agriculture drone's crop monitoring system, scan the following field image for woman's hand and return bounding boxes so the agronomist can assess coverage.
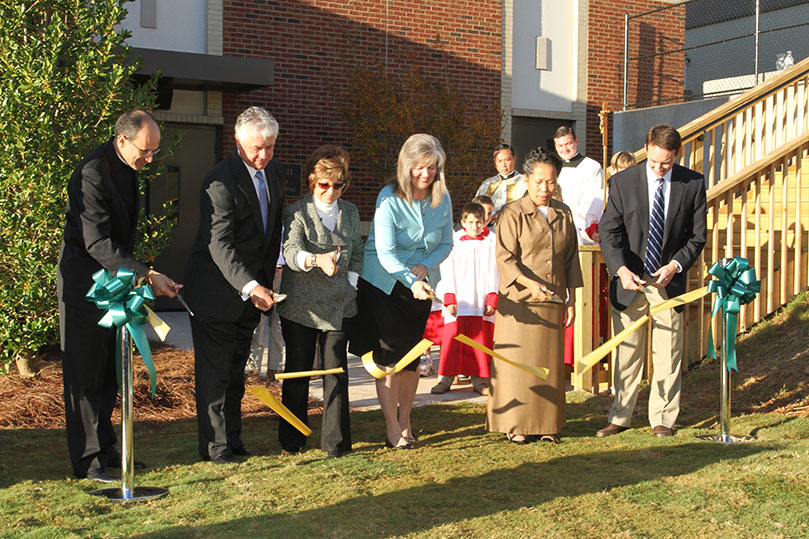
[564,304,576,327]
[411,280,433,300]
[527,280,550,302]
[316,250,340,277]
[410,264,428,280]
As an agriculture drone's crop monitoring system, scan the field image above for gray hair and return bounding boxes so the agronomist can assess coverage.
[114,109,156,139]
[522,146,563,177]
[234,106,279,140]
[395,133,448,208]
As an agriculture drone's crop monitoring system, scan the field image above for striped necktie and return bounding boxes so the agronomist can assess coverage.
[644,178,665,276]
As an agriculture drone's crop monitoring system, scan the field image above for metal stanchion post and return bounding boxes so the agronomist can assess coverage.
[90,325,169,501]
[696,272,755,444]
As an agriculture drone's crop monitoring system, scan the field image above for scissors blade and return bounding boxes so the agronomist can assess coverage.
[272,292,288,304]
[176,294,195,316]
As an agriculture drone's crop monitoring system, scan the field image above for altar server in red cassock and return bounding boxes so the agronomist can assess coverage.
[431,202,499,396]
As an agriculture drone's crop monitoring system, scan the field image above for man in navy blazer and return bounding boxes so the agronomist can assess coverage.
[597,124,707,438]
[183,106,284,463]
[58,109,180,482]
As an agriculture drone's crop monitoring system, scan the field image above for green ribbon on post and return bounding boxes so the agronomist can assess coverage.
[86,267,158,398]
[706,257,760,371]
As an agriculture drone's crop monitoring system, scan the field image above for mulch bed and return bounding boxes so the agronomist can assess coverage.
[0,343,322,430]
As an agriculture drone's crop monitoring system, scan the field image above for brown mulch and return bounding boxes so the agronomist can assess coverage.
[0,343,322,430]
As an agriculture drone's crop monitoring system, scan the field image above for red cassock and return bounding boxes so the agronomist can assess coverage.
[435,228,499,377]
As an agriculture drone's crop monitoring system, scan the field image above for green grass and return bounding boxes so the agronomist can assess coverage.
[2,401,809,538]
[3,293,809,538]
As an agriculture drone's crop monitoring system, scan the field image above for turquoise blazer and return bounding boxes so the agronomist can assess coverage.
[361,184,454,294]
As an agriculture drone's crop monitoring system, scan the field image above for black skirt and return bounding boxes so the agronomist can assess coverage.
[349,278,431,371]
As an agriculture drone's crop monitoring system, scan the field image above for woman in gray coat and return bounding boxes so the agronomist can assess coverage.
[276,145,362,457]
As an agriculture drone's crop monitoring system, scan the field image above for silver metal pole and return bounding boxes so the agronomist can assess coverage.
[90,324,168,501]
[754,0,760,83]
[623,13,629,110]
[120,325,135,498]
[719,311,731,442]
[696,258,755,444]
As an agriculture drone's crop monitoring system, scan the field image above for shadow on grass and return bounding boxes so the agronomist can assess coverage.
[140,441,773,538]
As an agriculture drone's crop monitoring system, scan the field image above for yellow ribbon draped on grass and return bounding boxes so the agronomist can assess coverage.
[275,368,345,380]
[577,286,710,371]
[360,338,434,379]
[247,385,312,436]
[454,334,549,380]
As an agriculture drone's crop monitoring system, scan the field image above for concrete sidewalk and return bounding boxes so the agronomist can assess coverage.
[146,311,487,411]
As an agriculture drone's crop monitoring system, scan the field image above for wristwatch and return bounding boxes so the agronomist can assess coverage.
[307,253,318,268]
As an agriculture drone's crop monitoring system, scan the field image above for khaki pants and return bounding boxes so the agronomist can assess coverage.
[608,276,683,429]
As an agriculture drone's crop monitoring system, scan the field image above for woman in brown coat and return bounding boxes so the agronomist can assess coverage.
[486,147,583,444]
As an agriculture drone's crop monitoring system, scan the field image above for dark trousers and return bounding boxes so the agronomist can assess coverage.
[279,317,351,454]
[191,310,258,458]
[61,303,119,478]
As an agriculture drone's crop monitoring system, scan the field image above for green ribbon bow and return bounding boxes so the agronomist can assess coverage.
[706,257,760,371]
[86,267,158,398]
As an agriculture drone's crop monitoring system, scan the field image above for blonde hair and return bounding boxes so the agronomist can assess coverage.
[306,144,350,193]
[395,133,448,208]
[610,150,636,173]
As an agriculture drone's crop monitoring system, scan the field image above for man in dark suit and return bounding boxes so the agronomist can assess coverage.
[58,109,180,482]
[597,124,707,438]
[183,106,284,464]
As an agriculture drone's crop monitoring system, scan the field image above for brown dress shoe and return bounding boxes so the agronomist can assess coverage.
[653,425,674,437]
[596,423,629,437]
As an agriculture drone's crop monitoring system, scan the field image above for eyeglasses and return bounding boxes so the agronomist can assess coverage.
[126,137,161,157]
[316,181,345,191]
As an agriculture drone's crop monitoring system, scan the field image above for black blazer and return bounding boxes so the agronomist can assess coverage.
[58,139,150,312]
[599,163,707,311]
[183,152,284,322]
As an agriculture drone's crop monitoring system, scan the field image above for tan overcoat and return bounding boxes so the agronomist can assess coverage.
[486,196,583,436]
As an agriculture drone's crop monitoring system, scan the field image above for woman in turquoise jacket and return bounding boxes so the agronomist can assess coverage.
[354,133,454,450]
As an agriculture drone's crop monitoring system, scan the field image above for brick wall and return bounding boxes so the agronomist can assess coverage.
[221,0,501,219]
[586,1,686,158]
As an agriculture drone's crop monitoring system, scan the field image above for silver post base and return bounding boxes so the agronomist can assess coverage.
[89,486,169,502]
[695,433,756,444]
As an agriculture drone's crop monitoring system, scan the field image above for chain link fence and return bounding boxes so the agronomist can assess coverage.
[623,0,809,110]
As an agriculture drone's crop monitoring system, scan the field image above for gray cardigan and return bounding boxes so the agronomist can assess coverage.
[277,195,363,331]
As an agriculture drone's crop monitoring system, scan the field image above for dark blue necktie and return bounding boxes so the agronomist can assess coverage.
[644,178,665,276]
[255,170,269,231]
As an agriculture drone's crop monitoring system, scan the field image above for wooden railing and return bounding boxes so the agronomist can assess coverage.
[634,55,809,187]
[572,58,809,393]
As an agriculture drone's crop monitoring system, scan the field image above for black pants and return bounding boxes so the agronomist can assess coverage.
[279,317,351,454]
[191,310,258,458]
[61,303,119,478]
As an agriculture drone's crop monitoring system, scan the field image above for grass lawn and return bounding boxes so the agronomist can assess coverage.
[2,296,809,538]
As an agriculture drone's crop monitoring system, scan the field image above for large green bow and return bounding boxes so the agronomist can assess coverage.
[86,267,158,397]
[706,257,760,371]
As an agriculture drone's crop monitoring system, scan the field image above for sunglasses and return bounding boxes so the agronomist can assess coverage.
[316,181,345,191]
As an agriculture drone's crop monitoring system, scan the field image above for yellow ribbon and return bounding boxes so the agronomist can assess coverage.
[275,368,345,380]
[361,339,434,379]
[247,386,312,436]
[454,334,549,380]
[577,286,709,371]
[145,306,171,341]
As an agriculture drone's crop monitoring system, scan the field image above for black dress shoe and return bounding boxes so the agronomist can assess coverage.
[107,459,146,470]
[596,423,630,438]
[86,468,118,483]
[209,449,241,465]
[231,446,254,457]
[326,449,352,458]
